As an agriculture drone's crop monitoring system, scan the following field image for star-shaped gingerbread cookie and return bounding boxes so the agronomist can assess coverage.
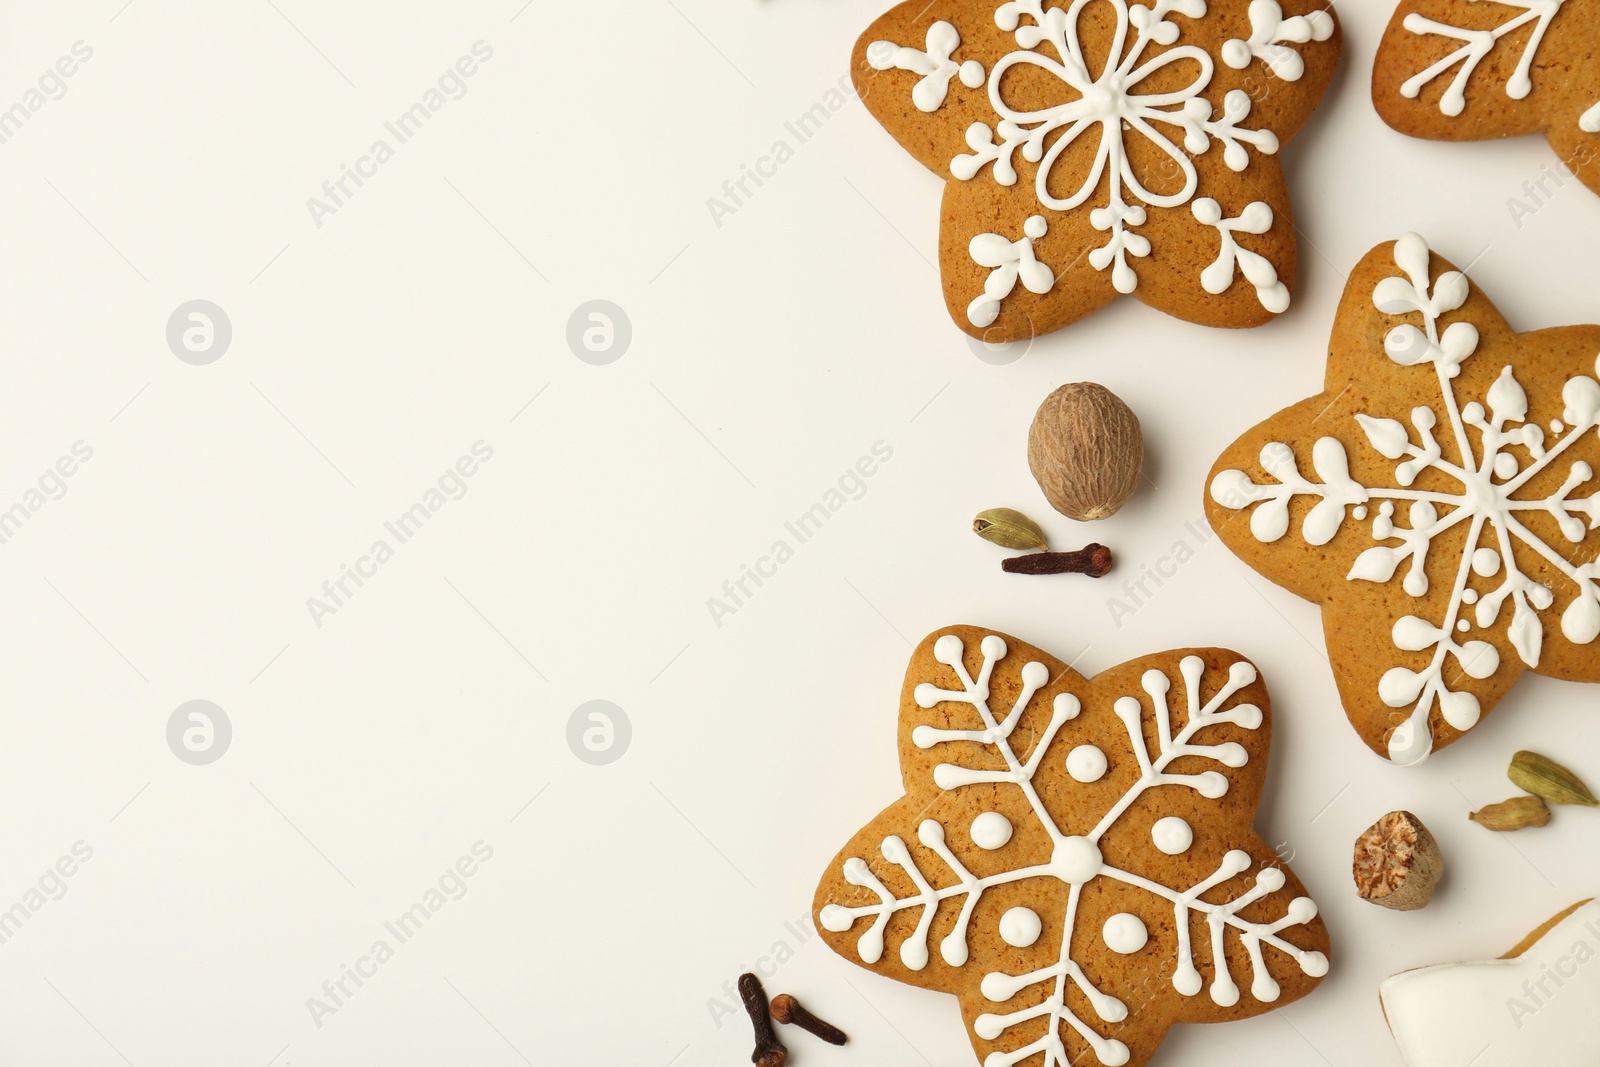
[1207,234,1600,765]
[1381,898,1600,1065]
[813,627,1329,1067]
[851,0,1341,341]
[1373,0,1600,201]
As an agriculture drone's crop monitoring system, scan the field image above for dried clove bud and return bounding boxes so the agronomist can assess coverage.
[1001,544,1113,577]
[771,993,848,1045]
[1469,794,1551,831]
[973,508,1050,552]
[738,973,787,1067]
[1353,810,1443,911]
[1508,750,1598,807]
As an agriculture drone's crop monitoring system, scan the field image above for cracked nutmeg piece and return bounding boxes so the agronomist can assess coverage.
[813,626,1330,1067]
[1205,234,1600,765]
[1373,0,1600,203]
[850,0,1341,341]
[1353,810,1443,911]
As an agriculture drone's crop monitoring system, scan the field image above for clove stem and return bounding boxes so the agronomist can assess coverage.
[1001,543,1113,577]
[771,993,848,1045]
[738,972,787,1067]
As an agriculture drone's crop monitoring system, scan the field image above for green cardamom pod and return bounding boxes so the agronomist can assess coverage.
[1468,794,1551,831]
[1509,750,1599,807]
[973,508,1049,552]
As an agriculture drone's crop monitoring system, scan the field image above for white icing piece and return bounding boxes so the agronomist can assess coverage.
[1381,900,1600,1067]
[824,637,1322,1065]
[944,0,1320,304]
[1193,197,1289,312]
[1152,816,1194,855]
[867,21,985,113]
[967,214,1055,327]
[1067,744,1108,783]
[1102,913,1149,954]
[972,811,1014,850]
[1000,906,1043,948]
[1399,0,1567,119]
[1211,233,1600,763]
[1052,835,1104,884]
[1222,0,1335,81]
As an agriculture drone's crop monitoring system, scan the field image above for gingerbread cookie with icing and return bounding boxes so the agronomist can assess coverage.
[1381,898,1600,1065]
[1373,0,1600,200]
[813,626,1329,1067]
[1206,234,1600,765]
[851,0,1341,341]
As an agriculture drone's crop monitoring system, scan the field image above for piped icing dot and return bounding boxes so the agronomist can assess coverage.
[1066,744,1108,783]
[934,634,965,664]
[1152,816,1194,855]
[999,906,1042,948]
[1103,913,1149,954]
[970,811,1013,850]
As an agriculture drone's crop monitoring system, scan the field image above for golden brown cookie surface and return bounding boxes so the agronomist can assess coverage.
[852,0,1341,340]
[813,626,1330,1067]
[1372,0,1600,199]
[1206,235,1600,765]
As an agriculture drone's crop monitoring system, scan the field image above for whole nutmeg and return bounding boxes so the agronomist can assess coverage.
[1028,383,1143,521]
[1353,810,1443,911]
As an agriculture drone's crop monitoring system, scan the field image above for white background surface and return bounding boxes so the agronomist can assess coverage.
[0,2,1596,1065]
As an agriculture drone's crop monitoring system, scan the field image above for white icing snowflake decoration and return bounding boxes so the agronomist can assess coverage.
[1193,197,1288,312]
[1209,234,1600,764]
[854,0,1339,338]
[950,0,1301,298]
[815,630,1329,1067]
[1222,0,1336,79]
[1374,0,1600,205]
[867,20,988,112]
[1394,0,1570,118]
[968,215,1057,326]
